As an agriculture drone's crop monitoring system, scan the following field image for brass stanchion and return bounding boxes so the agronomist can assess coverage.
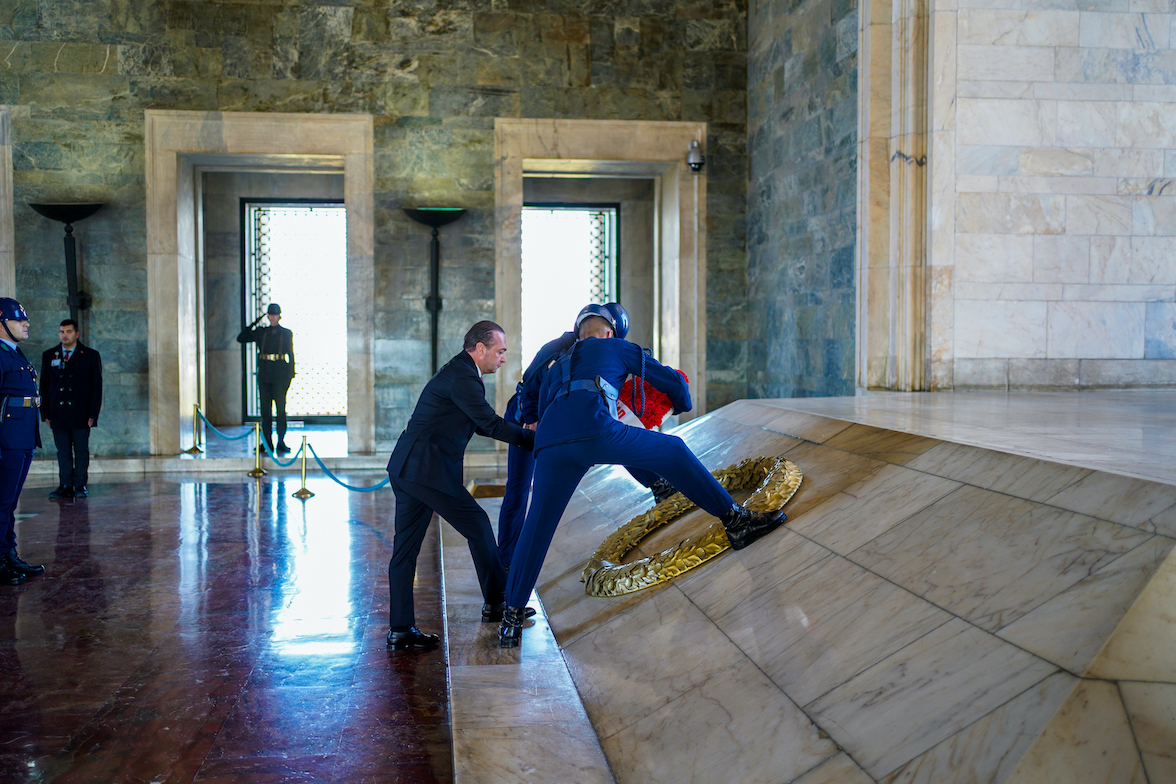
[292,435,315,499]
[183,403,204,454]
[247,421,268,478]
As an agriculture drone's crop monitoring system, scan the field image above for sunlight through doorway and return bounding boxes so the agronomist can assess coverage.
[520,205,618,361]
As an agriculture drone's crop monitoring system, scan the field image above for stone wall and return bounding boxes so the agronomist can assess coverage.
[934,5,1176,390]
[746,0,858,399]
[3,0,748,454]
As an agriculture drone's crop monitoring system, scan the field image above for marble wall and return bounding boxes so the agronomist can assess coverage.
[935,4,1176,389]
[3,0,748,454]
[746,0,859,399]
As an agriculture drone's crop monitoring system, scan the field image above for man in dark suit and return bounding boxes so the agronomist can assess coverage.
[236,303,295,453]
[0,297,44,586]
[385,320,535,650]
[41,319,102,499]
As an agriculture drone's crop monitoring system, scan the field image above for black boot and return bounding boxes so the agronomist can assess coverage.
[498,606,528,648]
[5,549,44,577]
[721,504,787,550]
[649,478,677,505]
[481,602,536,623]
[0,562,25,586]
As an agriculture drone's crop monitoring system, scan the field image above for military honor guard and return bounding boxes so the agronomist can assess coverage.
[496,302,673,569]
[498,305,786,647]
[237,303,296,453]
[41,319,103,498]
[0,298,45,586]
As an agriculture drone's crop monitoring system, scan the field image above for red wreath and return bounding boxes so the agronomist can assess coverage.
[619,369,689,429]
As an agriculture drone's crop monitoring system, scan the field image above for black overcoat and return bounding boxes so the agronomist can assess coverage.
[40,342,102,431]
[236,325,295,384]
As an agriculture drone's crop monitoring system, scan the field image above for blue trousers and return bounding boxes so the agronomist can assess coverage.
[0,449,33,551]
[504,425,734,608]
[497,400,664,568]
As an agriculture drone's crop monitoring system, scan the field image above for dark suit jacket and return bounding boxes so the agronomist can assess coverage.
[40,342,102,431]
[387,351,533,495]
[236,325,295,384]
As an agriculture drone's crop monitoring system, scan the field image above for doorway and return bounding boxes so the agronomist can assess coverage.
[241,200,347,423]
[520,204,619,360]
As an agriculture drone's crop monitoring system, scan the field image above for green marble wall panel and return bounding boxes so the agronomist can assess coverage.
[6,0,747,454]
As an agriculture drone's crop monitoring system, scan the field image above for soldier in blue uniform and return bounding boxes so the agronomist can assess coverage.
[498,307,785,647]
[0,298,45,586]
[496,303,673,568]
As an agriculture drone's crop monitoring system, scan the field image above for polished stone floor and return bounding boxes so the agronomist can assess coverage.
[0,473,448,784]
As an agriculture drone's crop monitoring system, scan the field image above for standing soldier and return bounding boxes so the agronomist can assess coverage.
[237,303,295,454]
[41,319,103,498]
[0,298,44,586]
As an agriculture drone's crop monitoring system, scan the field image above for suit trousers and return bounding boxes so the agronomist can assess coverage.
[388,476,507,630]
[258,379,291,445]
[505,426,735,608]
[0,449,33,551]
[52,427,91,488]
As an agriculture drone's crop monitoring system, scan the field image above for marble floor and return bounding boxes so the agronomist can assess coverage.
[0,472,450,783]
[4,390,1176,784]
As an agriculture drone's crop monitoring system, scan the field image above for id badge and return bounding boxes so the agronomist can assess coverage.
[51,359,62,368]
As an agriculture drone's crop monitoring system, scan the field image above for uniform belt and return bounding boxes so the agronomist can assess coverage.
[259,354,288,361]
[5,396,40,407]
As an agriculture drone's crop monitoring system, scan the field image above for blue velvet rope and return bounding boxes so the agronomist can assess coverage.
[196,407,255,440]
[308,443,390,493]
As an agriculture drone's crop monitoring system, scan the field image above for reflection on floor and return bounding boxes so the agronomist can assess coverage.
[0,472,450,783]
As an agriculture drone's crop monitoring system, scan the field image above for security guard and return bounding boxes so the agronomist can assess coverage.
[0,298,45,586]
[237,303,295,453]
[41,319,103,498]
[496,303,673,568]
[499,306,785,647]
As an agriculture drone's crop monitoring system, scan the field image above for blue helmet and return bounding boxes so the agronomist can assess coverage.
[603,302,629,340]
[0,298,28,322]
[575,303,621,337]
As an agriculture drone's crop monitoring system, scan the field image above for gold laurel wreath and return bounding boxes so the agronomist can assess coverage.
[581,455,803,597]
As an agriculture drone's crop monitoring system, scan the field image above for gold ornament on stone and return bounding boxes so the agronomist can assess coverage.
[581,456,803,597]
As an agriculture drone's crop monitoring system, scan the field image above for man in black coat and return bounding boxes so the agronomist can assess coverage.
[385,320,535,650]
[236,303,295,453]
[40,319,102,499]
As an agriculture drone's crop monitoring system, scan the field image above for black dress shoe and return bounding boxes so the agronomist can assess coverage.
[481,602,537,623]
[0,563,26,586]
[72,486,88,498]
[49,485,73,499]
[721,504,787,550]
[498,606,529,648]
[276,441,291,454]
[387,627,440,650]
[5,549,44,577]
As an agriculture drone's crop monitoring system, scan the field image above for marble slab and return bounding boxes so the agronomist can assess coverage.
[805,619,1057,779]
[1003,679,1147,784]
[885,671,1077,784]
[602,660,839,784]
[789,463,961,556]
[821,423,941,466]
[1086,542,1176,683]
[905,441,1091,502]
[852,485,1151,632]
[997,536,1174,674]
[562,587,749,739]
[709,552,953,707]
[1119,681,1176,784]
